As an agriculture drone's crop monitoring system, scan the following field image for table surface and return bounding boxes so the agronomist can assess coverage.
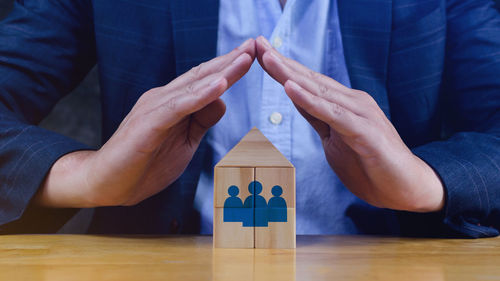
[0,235,499,281]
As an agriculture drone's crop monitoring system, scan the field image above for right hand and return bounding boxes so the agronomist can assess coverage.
[36,39,256,208]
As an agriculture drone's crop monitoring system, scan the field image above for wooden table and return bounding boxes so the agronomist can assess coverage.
[0,235,499,281]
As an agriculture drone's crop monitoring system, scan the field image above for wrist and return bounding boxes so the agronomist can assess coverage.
[406,154,445,213]
[34,150,97,208]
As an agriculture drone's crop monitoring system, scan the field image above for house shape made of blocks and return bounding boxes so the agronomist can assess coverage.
[213,127,296,249]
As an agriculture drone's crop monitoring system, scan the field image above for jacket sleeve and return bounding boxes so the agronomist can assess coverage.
[408,0,500,238]
[0,0,96,233]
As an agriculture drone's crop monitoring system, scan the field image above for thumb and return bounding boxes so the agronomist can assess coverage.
[189,98,226,144]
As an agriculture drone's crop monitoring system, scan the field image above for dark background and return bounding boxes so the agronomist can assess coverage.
[1,1,500,233]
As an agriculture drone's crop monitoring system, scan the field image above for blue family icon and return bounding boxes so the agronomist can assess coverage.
[223,181,287,227]
[268,185,287,222]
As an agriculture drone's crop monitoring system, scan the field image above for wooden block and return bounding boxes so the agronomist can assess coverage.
[213,208,254,248]
[214,167,254,208]
[216,127,294,168]
[254,208,296,249]
[213,127,296,249]
[255,167,295,208]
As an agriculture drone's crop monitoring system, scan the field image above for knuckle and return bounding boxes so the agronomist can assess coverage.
[165,96,177,111]
[331,103,343,115]
[189,64,203,79]
[317,84,330,98]
[352,89,367,97]
[365,94,376,104]
[365,95,379,110]
[308,69,319,79]
[163,96,188,119]
[330,102,345,116]
[354,90,372,101]
[144,87,160,95]
[137,87,158,104]
[352,90,378,107]
[185,82,196,97]
[165,96,189,118]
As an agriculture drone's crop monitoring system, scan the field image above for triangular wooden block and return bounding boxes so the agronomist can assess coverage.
[213,127,296,249]
[216,127,293,168]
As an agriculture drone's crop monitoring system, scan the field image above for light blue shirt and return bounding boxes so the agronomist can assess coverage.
[194,0,356,234]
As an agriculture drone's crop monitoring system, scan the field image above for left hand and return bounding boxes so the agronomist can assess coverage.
[255,36,445,212]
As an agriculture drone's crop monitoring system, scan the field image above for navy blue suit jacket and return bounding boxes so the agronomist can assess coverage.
[0,0,499,237]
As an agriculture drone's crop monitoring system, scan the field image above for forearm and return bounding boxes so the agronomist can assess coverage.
[411,131,500,238]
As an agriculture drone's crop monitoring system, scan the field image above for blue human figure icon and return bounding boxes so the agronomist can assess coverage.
[223,185,244,222]
[244,181,268,227]
[268,185,287,222]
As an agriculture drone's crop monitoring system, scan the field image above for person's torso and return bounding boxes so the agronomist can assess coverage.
[87,0,447,234]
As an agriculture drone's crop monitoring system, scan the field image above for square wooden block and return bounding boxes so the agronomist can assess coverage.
[214,167,254,208]
[255,208,296,249]
[213,208,254,248]
[255,167,295,208]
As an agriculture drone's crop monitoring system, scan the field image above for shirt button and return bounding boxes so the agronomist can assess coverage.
[269,112,283,125]
[273,37,283,48]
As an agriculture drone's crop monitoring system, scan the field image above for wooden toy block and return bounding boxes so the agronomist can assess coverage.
[213,127,296,249]
[215,127,293,168]
[214,167,254,208]
[255,167,295,208]
[254,208,296,249]
[213,208,254,248]
[254,167,296,248]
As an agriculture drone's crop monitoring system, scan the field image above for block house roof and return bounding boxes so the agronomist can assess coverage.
[215,127,294,168]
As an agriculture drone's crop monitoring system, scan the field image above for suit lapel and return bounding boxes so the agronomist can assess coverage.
[338,0,393,117]
[170,0,220,76]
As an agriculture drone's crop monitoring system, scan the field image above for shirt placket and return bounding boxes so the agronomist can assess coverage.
[259,2,294,160]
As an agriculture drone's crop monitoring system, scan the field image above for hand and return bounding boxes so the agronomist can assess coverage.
[256,36,444,212]
[36,39,256,208]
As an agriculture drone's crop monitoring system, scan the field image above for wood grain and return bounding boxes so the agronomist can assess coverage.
[213,208,254,248]
[216,127,294,168]
[254,208,296,249]
[1,235,499,281]
[214,167,254,208]
[255,167,295,208]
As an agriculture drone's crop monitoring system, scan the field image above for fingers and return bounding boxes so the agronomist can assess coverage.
[165,38,256,92]
[284,80,367,138]
[221,52,255,87]
[257,35,362,139]
[151,52,253,130]
[261,38,348,92]
[255,35,273,73]
[256,36,366,116]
